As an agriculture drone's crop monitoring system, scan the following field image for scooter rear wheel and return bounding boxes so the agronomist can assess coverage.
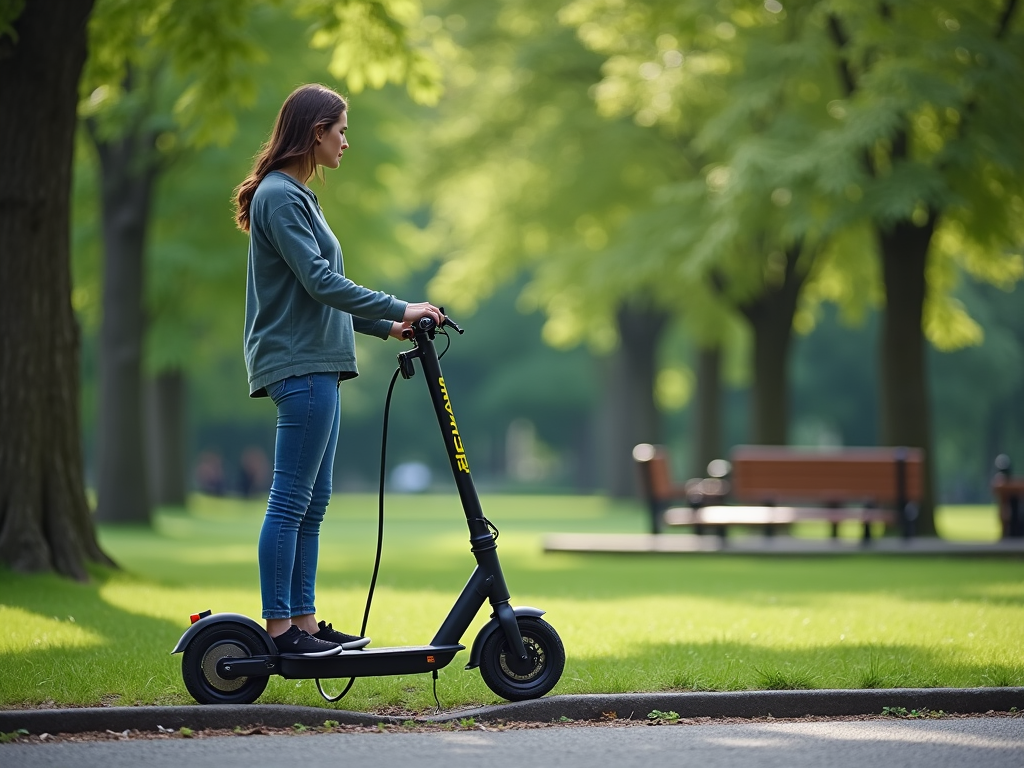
[181,624,270,705]
[479,616,564,701]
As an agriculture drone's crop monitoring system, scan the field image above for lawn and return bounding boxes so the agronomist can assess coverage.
[0,494,1020,713]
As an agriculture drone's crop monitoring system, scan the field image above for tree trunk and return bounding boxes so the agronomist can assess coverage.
[878,219,938,535]
[738,245,808,445]
[146,369,187,507]
[600,304,669,498]
[692,344,723,477]
[0,0,113,579]
[92,129,158,524]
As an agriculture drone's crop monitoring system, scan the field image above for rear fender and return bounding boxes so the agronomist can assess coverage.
[170,613,275,655]
[465,606,545,670]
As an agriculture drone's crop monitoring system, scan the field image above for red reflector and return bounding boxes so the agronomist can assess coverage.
[190,614,201,624]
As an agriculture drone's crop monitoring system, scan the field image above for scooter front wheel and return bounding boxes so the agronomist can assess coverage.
[181,624,270,705]
[479,616,565,701]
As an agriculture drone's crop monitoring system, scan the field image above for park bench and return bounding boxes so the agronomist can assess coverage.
[634,444,923,541]
[992,454,1024,538]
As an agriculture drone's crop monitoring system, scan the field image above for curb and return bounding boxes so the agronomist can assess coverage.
[2,688,1022,735]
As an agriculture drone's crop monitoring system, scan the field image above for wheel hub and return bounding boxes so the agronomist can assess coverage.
[499,636,545,680]
[202,642,249,691]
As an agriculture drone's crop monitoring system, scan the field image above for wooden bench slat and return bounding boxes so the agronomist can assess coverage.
[664,505,895,527]
[730,446,924,505]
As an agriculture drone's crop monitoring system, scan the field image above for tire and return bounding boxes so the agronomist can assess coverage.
[479,616,565,701]
[181,624,270,705]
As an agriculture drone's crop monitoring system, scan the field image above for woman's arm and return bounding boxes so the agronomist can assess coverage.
[268,202,407,322]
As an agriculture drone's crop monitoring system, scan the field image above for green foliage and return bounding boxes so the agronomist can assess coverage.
[882,705,910,716]
[0,729,29,743]
[0,0,24,42]
[300,0,449,105]
[558,0,1024,350]
[881,706,947,718]
[411,0,690,352]
[647,709,680,722]
[82,0,266,147]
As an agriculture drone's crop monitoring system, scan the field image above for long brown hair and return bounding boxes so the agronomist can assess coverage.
[234,84,348,232]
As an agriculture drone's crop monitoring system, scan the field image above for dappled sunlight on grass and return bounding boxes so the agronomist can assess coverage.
[936,505,1002,542]
[0,607,105,653]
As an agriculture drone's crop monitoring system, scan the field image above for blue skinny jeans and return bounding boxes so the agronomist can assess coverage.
[258,372,341,620]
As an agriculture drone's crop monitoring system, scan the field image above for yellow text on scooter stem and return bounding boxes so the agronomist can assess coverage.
[439,376,470,473]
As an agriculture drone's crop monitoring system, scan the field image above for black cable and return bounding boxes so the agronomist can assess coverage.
[361,366,402,636]
[316,366,402,703]
[437,327,451,359]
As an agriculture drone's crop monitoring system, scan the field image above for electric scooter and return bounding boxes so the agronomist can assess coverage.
[171,314,565,705]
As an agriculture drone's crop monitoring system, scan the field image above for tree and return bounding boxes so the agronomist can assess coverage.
[819,0,1024,532]
[0,0,114,578]
[562,0,1024,533]
[412,0,689,495]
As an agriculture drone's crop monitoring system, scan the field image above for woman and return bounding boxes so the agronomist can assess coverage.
[234,83,442,657]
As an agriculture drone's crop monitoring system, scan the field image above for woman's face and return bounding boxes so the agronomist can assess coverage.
[314,113,349,170]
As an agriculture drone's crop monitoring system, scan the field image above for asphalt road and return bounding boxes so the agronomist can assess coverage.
[3,718,1023,768]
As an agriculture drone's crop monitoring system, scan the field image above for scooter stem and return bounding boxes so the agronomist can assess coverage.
[408,320,530,663]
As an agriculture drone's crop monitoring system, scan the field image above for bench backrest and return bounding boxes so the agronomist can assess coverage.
[632,443,677,502]
[729,445,924,506]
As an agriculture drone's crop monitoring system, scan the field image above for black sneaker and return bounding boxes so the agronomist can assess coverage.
[315,620,371,650]
[272,625,342,657]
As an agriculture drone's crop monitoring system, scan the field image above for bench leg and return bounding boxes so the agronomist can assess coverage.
[862,521,871,542]
[831,522,840,539]
[901,503,918,540]
[648,502,663,535]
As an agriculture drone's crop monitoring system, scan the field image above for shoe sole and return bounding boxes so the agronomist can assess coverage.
[277,645,343,657]
[340,637,371,650]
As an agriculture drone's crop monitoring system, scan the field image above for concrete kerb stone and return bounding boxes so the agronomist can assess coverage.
[2,687,1022,735]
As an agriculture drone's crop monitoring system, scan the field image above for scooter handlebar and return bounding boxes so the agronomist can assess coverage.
[413,309,464,335]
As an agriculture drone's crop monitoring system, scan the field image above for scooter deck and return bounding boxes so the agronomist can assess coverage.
[217,644,465,681]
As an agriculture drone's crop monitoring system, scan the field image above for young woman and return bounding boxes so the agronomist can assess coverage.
[234,83,442,656]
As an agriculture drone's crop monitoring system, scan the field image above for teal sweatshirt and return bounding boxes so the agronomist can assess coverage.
[243,170,408,397]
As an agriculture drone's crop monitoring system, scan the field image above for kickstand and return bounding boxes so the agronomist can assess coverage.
[432,669,442,714]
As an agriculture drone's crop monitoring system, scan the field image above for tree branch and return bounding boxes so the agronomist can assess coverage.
[995,0,1019,40]
[826,14,857,98]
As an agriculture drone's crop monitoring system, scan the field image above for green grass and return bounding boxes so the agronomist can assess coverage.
[0,495,1020,713]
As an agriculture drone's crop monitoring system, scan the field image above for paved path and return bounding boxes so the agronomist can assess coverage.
[543,532,1024,557]
[4,718,1023,768]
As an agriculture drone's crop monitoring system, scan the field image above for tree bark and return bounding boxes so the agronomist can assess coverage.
[692,344,723,477]
[0,0,114,579]
[146,369,188,507]
[600,304,669,498]
[91,127,158,524]
[738,245,808,445]
[878,219,938,535]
